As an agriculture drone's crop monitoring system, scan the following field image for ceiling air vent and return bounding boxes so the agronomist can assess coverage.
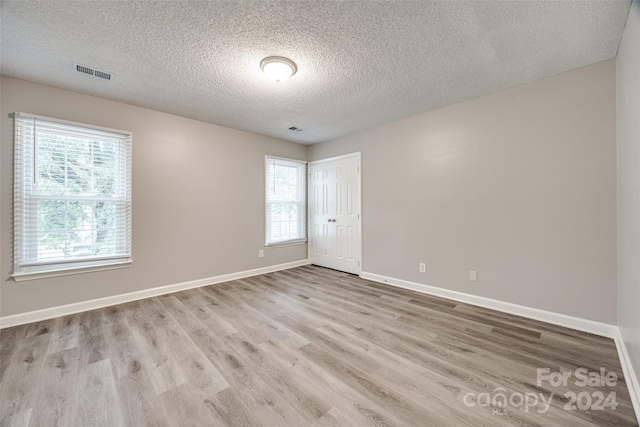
[288,126,303,132]
[74,63,112,81]
[94,70,112,80]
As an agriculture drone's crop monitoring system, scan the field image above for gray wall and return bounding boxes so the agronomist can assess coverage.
[309,60,617,324]
[616,0,640,386]
[0,76,307,317]
[0,58,623,328]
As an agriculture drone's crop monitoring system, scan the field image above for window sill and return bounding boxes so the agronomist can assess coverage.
[13,260,131,282]
[265,240,307,249]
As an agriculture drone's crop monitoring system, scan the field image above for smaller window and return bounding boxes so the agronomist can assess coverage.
[265,156,307,245]
[13,113,132,280]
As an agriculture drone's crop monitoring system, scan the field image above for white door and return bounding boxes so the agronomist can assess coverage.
[309,153,361,274]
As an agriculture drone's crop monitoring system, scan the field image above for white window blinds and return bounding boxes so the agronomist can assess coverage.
[265,156,307,245]
[13,113,132,278]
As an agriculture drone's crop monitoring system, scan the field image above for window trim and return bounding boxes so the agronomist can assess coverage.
[12,112,132,280]
[12,260,131,282]
[265,155,307,247]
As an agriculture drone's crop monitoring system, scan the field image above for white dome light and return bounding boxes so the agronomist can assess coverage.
[260,56,297,83]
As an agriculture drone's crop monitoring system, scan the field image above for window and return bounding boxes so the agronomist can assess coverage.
[13,113,132,279]
[265,156,307,245]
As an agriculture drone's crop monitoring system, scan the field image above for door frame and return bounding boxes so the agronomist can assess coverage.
[307,152,362,275]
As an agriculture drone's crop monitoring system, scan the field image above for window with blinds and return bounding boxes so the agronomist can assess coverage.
[265,156,307,245]
[13,113,132,279]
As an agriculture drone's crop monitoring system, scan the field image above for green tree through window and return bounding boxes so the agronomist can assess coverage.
[13,113,131,278]
[265,156,306,245]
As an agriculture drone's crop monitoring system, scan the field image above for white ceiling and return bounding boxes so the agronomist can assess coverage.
[0,1,631,145]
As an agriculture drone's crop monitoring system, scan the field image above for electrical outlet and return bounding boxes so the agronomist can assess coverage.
[419,263,426,273]
[470,270,477,282]
[259,250,264,258]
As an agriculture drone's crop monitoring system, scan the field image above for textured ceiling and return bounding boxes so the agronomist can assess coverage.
[0,1,631,144]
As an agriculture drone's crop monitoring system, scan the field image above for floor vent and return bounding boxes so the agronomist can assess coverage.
[74,63,112,80]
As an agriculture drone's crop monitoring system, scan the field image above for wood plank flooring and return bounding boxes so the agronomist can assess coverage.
[0,265,637,426]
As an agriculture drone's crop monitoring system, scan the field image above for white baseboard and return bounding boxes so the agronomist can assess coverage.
[0,259,310,329]
[360,271,618,338]
[614,332,640,423]
[361,271,639,421]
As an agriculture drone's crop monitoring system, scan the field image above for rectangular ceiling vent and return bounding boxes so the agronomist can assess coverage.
[74,63,112,81]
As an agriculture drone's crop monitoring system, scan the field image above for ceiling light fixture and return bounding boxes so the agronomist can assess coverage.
[260,56,297,83]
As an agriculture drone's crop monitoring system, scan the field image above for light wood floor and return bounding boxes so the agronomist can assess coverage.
[1,266,637,426]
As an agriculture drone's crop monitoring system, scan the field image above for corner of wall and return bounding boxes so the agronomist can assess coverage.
[615,0,640,412]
